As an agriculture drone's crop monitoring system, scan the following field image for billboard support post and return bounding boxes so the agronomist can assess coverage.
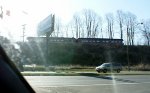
[45,32,49,69]
[45,15,55,68]
[37,14,55,69]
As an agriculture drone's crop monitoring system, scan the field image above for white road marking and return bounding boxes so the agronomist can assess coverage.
[37,82,150,88]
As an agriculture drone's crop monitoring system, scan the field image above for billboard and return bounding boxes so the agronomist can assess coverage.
[37,14,55,36]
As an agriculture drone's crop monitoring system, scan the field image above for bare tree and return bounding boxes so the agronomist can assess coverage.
[69,23,75,38]
[72,14,83,38]
[70,9,102,38]
[116,10,125,39]
[124,12,137,45]
[55,18,62,37]
[83,9,102,38]
[140,20,150,45]
[64,25,69,37]
[51,17,62,37]
[105,13,114,39]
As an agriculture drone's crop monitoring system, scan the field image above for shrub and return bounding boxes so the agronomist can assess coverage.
[130,64,150,71]
[24,65,45,71]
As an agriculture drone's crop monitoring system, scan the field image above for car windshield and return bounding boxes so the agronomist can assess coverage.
[0,0,150,93]
[101,63,111,67]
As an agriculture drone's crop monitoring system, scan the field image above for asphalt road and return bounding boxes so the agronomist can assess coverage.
[25,75,150,93]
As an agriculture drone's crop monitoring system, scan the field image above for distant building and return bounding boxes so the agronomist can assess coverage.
[27,37,76,43]
[77,38,123,47]
[27,37,123,47]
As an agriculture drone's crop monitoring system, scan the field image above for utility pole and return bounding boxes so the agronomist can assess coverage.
[22,24,26,42]
[126,22,143,71]
[46,15,55,67]
[127,31,130,71]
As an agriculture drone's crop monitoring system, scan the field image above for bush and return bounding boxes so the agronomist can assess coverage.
[24,65,45,71]
[130,64,150,71]
[48,66,56,71]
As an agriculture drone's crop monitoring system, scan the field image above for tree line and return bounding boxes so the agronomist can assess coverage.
[18,41,150,66]
[52,9,150,46]
[1,35,149,67]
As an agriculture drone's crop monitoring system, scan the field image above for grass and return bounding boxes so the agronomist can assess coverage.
[23,65,95,72]
[23,64,150,72]
[129,64,150,71]
[21,64,150,76]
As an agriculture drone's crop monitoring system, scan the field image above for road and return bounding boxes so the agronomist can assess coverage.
[25,75,150,93]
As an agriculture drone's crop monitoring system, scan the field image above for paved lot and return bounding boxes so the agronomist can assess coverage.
[25,75,150,93]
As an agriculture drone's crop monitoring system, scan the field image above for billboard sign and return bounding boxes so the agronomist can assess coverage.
[37,14,55,36]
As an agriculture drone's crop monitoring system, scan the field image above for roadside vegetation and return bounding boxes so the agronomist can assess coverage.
[23,64,150,72]
[23,65,95,72]
[19,42,150,69]
[22,64,150,76]
[0,36,150,72]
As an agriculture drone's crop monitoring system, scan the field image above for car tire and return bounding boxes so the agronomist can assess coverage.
[116,69,120,73]
[103,69,107,73]
[96,70,100,73]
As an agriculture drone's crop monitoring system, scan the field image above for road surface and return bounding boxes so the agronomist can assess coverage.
[25,75,150,93]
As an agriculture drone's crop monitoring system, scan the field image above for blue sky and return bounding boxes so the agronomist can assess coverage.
[69,0,150,20]
[0,0,150,42]
[4,0,149,23]
[1,0,150,25]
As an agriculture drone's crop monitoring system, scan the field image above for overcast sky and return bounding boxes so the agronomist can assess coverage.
[0,0,150,42]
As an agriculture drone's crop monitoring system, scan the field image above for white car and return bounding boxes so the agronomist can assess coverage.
[96,63,122,73]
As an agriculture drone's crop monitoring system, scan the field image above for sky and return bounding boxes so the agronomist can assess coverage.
[0,0,150,42]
